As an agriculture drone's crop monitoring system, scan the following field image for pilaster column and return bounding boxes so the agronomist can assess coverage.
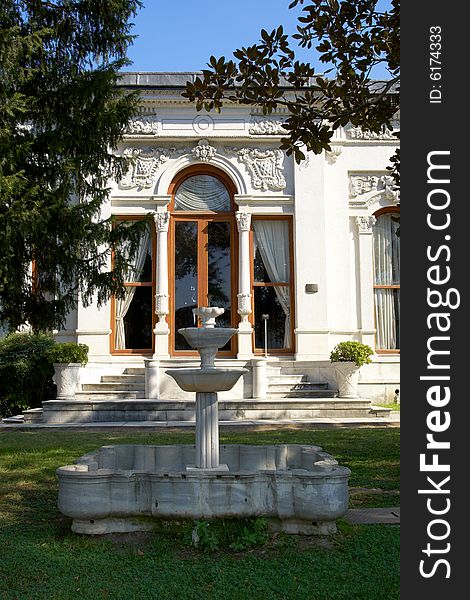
[235,211,253,358]
[355,216,376,349]
[153,211,170,358]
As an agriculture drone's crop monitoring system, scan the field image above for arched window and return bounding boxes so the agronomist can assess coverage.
[372,208,400,351]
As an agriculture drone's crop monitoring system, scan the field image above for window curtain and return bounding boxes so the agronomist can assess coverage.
[175,175,230,211]
[115,226,151,350]
[253,220,291,348]
[373,214,400,349]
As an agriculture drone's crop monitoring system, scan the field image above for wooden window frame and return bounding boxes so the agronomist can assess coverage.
[168,166,238,358]
[250,215,295,355]
[110,216,156,356]
[373,206,400,355]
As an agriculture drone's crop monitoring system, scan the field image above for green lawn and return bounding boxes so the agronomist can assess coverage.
[0,427,400,600]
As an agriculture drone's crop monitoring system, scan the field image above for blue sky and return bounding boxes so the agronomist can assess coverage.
[123,0,339,74]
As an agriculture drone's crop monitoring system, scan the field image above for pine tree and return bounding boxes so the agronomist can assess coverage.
[0,0,145,333]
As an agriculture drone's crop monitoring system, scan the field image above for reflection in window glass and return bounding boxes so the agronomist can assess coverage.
[254,287,290,349]
[174,222,198,350]
[121,287,153,350]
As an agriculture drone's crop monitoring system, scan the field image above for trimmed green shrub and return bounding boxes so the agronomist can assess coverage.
[329,341,374,367]
[0,332,56,417]
[45,342,89,366]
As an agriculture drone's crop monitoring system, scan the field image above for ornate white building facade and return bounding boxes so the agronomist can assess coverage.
[58,73,400,408]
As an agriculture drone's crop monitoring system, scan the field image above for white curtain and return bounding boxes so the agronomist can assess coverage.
[253,220,291,348]
[175,175,230,211]
[115,225,152,350]
[373,214,400,349]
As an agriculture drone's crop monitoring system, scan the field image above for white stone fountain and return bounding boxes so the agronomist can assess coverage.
[56,307,351,535]
[165,307,247,471]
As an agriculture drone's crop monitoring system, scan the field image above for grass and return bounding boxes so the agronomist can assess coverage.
[0,427,399,600]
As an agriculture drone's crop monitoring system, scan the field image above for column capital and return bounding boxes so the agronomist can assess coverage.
[154,211,170,233]
[235,211,252,232]
[355,215,376,234]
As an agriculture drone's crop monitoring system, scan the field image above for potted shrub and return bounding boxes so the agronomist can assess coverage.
[46,343,89,399]
[329,341,373,398]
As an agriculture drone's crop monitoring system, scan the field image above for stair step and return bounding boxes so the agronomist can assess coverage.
[75,391,145,400]
[267,390,337,398]
[82,383,145,392]
[267,382,329,391]
[123,368,145,375]
[369,405,392,418]
[267,374,312,383]
[2,414,25,424]
[101,375,145,384]
[21,407,44,424]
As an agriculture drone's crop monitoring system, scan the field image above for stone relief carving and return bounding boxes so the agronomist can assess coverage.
[349,174,400,205]
[120,147,173,189]
[125,116,159,135]
[228,148,287,191]
[325,145,343,164]
[355,216,377,233]
[235,211,252,232]
[237,293,252,322]
[191,139,216,162]
[249,118,288,136]
[153,211,170,232]
[346,126,398,141]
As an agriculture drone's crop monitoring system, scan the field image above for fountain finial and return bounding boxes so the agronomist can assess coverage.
[193,306,224,328]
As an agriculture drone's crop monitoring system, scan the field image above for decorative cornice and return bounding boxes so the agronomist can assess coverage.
[346,126,398,141]
[124,116,159,135]
[349,173,400,207]
[249,118,288,136]
[228,147,287,191]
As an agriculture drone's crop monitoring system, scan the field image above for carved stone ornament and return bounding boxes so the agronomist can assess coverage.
[347,126,397,141]
[349,174,400,205]
[125,116,159,135]
[232,148,286,191]
[235,211,252,232]
[326,145,343,164]
[249,118,288,136]
[192,139,216,162]
[355,216,377,233]
[153,211,170,233]
[120,147,172,189]
[237,293,252,322]
[155,293,169,318]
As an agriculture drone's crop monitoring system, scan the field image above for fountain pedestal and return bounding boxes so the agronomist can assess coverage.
[193,392,226,470]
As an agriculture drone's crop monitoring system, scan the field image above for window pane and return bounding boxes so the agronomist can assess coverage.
[120,222,153,283]
[253,220,290,283]
[208,222,232,348]
[375,288,400,350]
[175,221,198,350]
[116,287,153,350]
[373,213,400,285]
[254,286,291,350]
[175,175,231,211]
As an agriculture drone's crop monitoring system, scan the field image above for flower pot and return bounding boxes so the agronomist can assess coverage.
[53,363,81,399]
[332,362,360,398]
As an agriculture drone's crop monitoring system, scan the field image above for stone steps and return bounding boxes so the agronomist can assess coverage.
[20,397,375,424]
[81,383,145,392]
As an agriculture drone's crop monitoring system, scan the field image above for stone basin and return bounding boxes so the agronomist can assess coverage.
[57,444,351,535]
[166,368,247,393]
[179,327,237,350]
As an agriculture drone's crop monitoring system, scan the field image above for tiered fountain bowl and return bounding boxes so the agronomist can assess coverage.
[57,308,350,535]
